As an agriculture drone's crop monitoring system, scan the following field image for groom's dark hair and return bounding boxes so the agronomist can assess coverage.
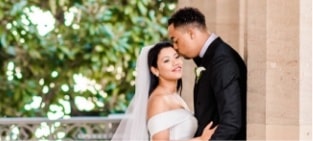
[147,41,182,96]
[168,7,206,30]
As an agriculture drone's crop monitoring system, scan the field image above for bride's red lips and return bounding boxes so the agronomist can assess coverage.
[172,66,182,72]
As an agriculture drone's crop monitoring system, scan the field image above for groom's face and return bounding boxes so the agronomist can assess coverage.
[155,47,183,81]
[168,24,198,59]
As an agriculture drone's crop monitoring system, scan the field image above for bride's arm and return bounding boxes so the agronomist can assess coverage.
[147,94,171,141]
[151,129,170,141]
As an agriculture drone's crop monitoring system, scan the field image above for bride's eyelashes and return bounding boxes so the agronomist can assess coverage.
[163,58,170,63]
[162,56,180,64]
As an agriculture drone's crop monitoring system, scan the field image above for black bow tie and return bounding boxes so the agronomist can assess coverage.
[193,56,202,66]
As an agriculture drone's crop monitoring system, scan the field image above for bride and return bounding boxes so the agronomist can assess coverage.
[111,42,216,141]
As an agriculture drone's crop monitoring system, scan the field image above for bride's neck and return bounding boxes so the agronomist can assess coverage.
[158,79,177,94]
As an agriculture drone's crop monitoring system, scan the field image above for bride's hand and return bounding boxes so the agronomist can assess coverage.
[200,121,218,140]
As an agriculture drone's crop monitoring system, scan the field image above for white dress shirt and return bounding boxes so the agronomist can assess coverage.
[199,33,218,58]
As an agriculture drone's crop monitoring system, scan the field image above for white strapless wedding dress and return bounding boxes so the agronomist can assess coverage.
[147,95,198,140]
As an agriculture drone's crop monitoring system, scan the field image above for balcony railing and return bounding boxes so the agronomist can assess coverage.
[0,115,123,141]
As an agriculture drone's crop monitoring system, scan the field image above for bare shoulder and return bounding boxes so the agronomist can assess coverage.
[147,92,171,119]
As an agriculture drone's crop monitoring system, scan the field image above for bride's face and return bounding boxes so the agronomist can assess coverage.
[155,47,183,80]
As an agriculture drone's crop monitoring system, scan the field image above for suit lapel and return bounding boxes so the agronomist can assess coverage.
[193,37,223,103]
[200,37,222,67]
[193,37,222,67]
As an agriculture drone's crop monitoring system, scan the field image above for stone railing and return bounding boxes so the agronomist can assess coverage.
[0,115,123,141]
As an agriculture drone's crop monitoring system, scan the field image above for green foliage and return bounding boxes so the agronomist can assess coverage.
[0,0,176,117]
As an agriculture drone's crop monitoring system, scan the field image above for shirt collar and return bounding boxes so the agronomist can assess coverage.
[199,33,218,58]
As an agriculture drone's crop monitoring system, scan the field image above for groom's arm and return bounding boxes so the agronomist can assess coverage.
[210,57,244,140]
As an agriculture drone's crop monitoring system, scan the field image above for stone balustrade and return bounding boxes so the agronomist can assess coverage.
[0,115,123,140]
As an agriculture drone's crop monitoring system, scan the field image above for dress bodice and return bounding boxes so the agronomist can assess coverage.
[147,95,198,140]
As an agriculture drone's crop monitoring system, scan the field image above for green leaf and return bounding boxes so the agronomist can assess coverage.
[10,1,27,16]
[137,1,147,15]
[6,46,16,56]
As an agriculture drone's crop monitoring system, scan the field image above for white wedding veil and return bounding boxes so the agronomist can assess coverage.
[111,45,153,141]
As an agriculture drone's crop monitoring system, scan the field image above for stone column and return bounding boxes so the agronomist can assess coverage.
[247,0,312,139]
[245,0,267,139]
[177,0,311,140]
[299,0,312,140]
[265,0,300,139]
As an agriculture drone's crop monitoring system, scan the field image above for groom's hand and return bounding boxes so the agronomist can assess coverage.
[201,121,218,140]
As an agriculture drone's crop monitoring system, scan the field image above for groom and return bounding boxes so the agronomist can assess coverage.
[168,7,247,140]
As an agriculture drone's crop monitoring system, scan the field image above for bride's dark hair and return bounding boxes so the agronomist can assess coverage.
[147,41,183,96]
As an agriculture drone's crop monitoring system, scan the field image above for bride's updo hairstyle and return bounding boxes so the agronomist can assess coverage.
[147,41,182,96]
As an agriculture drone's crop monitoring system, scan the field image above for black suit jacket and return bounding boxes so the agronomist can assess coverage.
[193,37,247,140]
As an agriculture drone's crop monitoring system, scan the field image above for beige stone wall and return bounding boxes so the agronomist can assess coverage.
[265,0,300,139]
[177,0,312,140]
[300,0,312,140]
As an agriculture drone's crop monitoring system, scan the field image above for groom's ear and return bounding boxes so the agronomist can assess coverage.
[150,67,159,77]
[187,28,195,40]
